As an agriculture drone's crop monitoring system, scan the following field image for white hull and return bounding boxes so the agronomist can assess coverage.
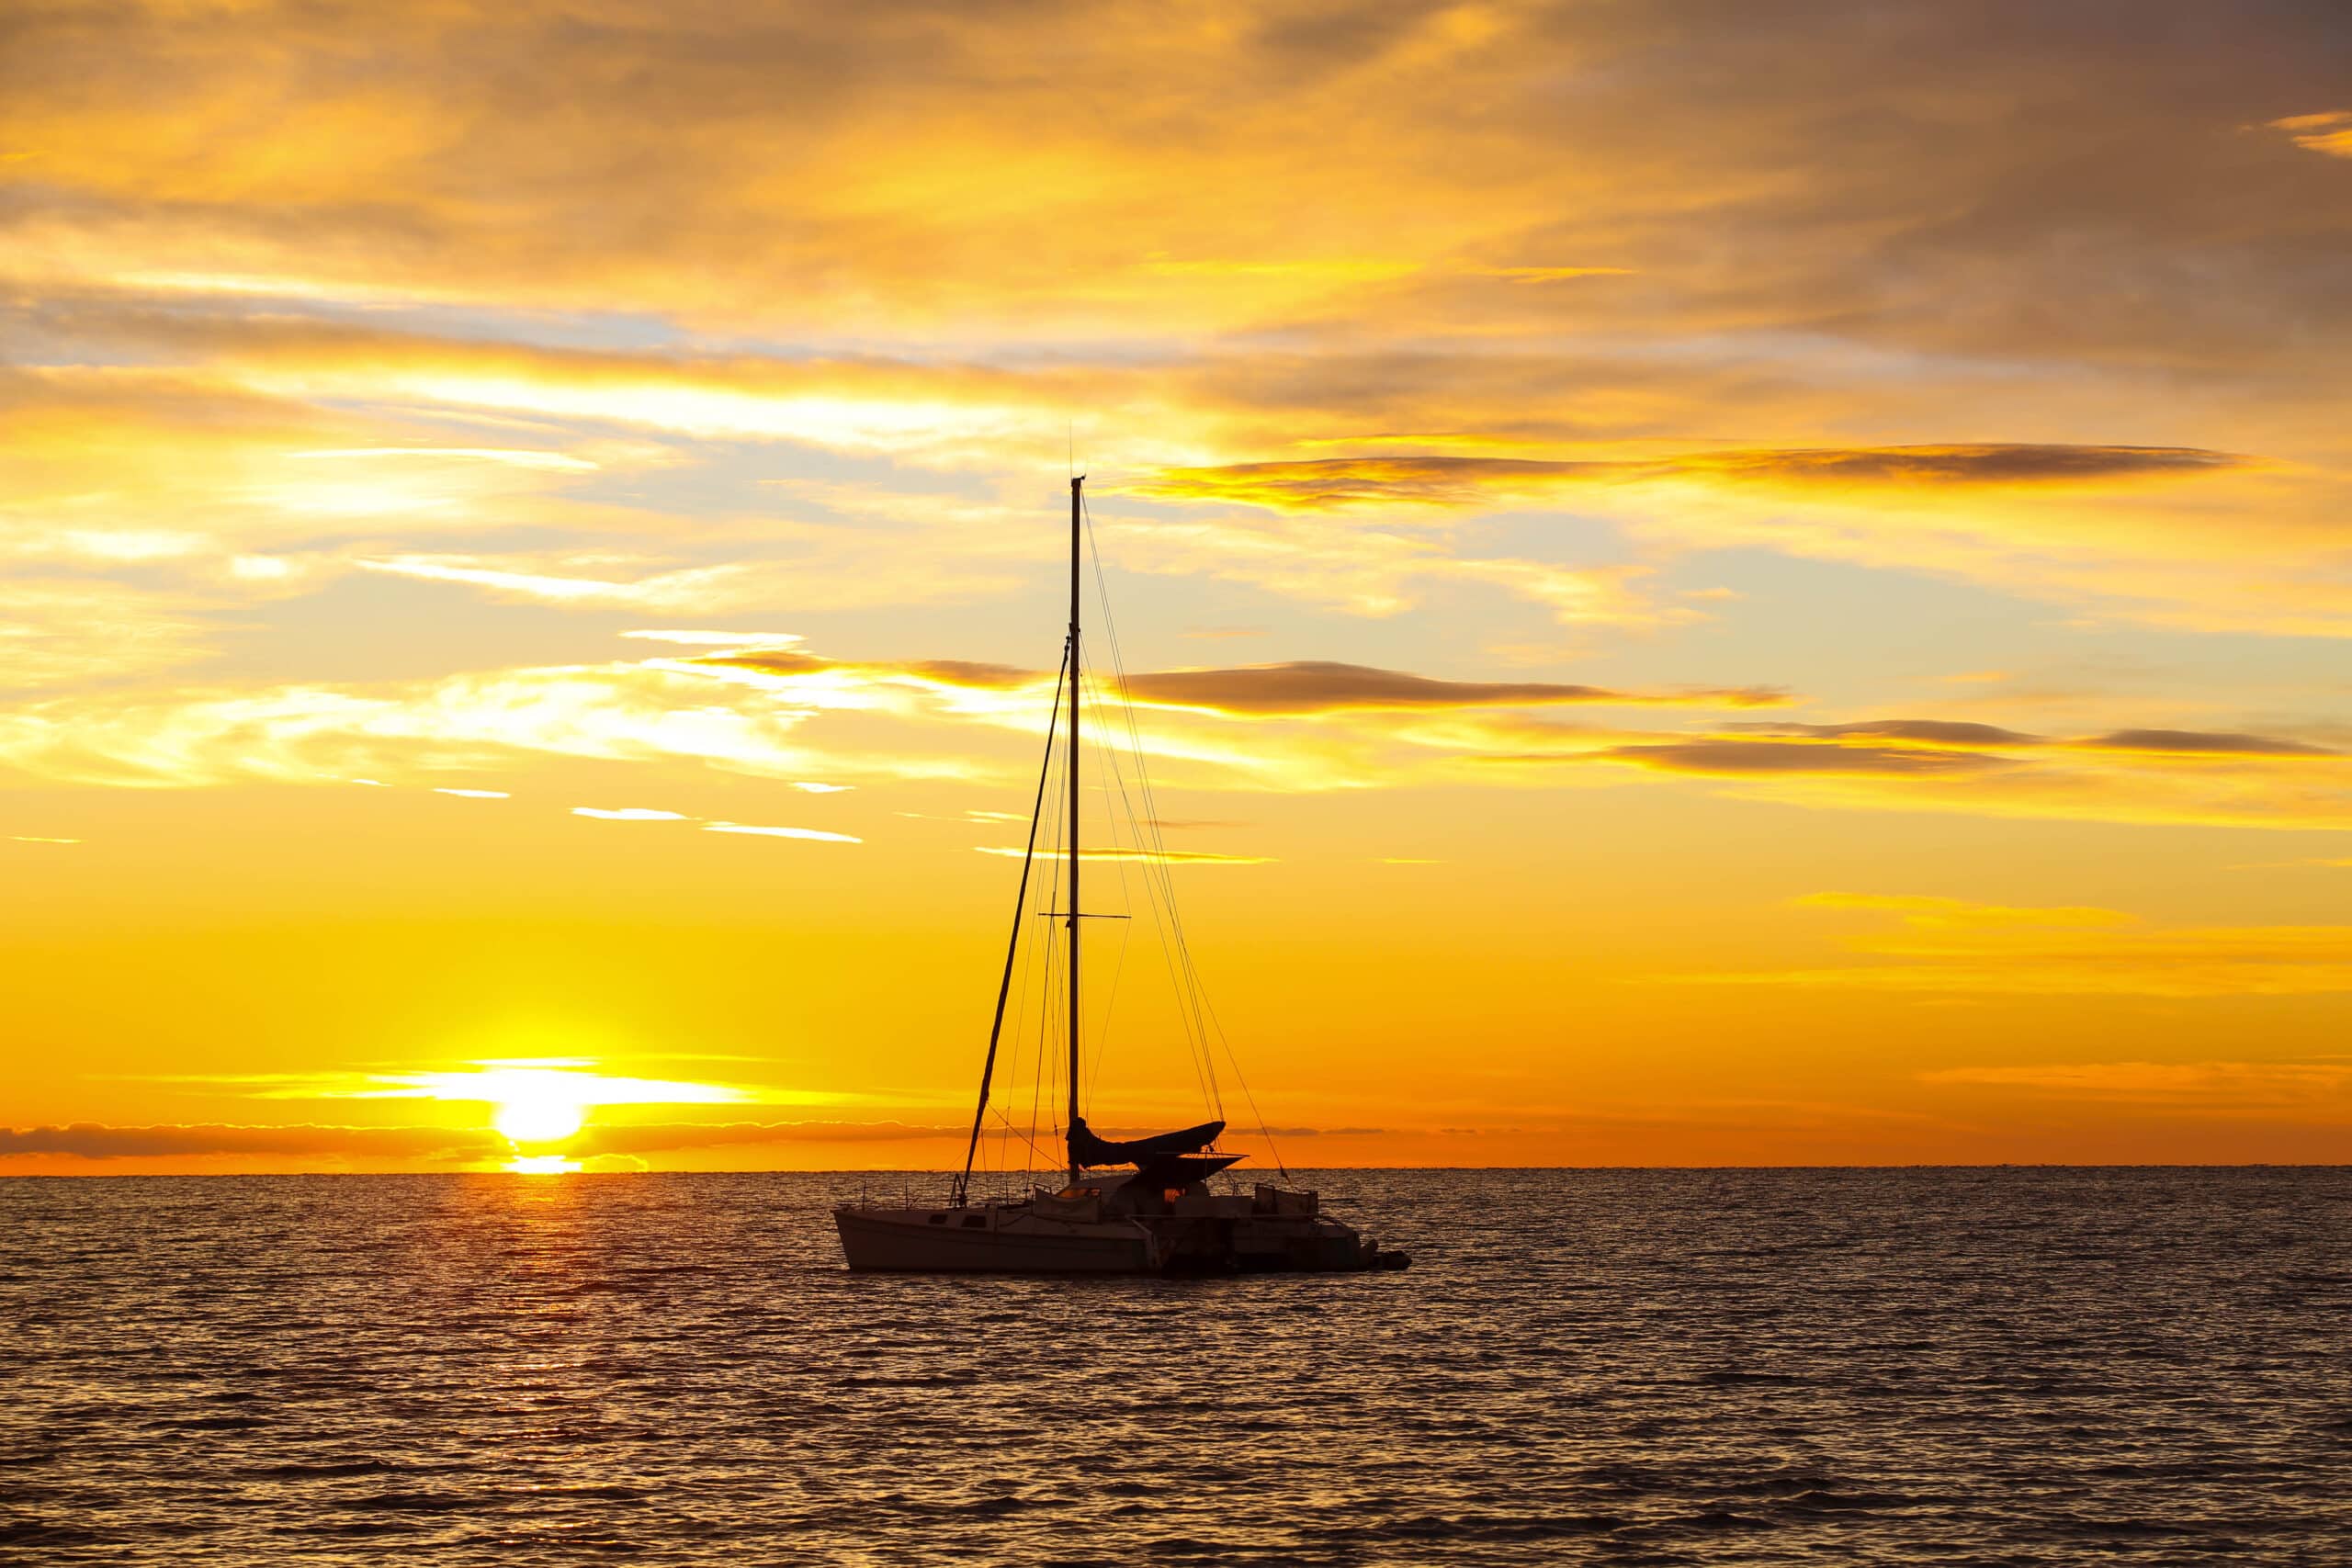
[834,1204,1165,1274]
[835,1190,1400,1275]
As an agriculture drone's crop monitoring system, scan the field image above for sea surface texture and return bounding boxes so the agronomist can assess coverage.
[5,1168,2349,1565]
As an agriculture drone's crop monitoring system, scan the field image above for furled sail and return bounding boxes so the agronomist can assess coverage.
[1069,1115,1226,1168]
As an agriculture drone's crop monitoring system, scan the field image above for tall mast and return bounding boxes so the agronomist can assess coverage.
[1067,474,1083,1181]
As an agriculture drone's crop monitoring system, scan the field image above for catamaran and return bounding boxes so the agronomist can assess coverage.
[833,477,1407,1275]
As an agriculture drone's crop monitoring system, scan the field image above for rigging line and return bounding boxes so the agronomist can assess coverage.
[1192,963,1289,1179]
[1081,498,1228,1116]
[1080,500,1213,1017]
[1074,662,1211,1108]
[1073,675,1182,1108]
[954,637,1069,1206]
[1071,513,1291,1181]
[1084,497,1274,1170]
[1072,556,1193,987]
[1080,710,1136,1095]
[1087,669,1223,1120]
[1081,671,1221,1117]
[1077,669,1133,1093]
[987,1104,1064,1171]
[1091,917,1132,1094]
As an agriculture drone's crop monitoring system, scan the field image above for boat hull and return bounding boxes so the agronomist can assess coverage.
[833,1205,1163,1273]
[833,1201,1402,1275]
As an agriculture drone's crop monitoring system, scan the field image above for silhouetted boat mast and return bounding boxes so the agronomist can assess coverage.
[833,475,1406,1274]
[1066,474,1083,1184]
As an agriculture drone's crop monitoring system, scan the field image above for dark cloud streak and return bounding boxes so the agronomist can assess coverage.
[1136,446,2247,511]
[706,648,1790,716]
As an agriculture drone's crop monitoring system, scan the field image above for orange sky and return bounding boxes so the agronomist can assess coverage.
[6,1,2351,1174]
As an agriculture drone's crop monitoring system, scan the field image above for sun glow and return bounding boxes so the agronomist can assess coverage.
[491,1084,587,1144]
[314,1059,780,1172]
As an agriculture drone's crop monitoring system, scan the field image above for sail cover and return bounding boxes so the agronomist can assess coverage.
[1069,1116,1225,1168]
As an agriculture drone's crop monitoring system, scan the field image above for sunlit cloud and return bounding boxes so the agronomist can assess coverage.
[0,1115,970,1164]
[291,446,598,472]
[6,630,2350,834]
[0,1122,505,1161]
[1729,719,2043,748]
[1592,740,2014,777]
[1131,446,2247,512]
[433,786,508,798]
[572,807,690,821]
[2072,728,2338,759]
[706,648,1788,719]
[359,555,751,609]
[621,629,806,648]
[705,821,860,843]
[281,1065,766,1106]
[0,580,221,691]
[1107,661,1786,716]
[2267,110,2352,159]
[1094,510,1690,629]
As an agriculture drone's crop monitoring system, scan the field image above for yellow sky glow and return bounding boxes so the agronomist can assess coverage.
[6,2,2351,1172]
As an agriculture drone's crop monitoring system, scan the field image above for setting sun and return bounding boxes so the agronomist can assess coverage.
[491,1084,587,1145]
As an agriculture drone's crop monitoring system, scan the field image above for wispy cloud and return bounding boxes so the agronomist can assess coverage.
[158,1061,851,1111]
[0,1122,504,1161]
[1591,740,2015,777]
[707,648,1787,718]
[1918,1059,2352,1120]
[1679,893,2352,998]
[359,556,751,609]
[705,821,860,844]
[1133,446,2246,511]
[2072,728,2338,759]
[1110,661,1787,716]
[0,1117,968,1163]
[1920,1059,2352,1102]
[2267,110,2352,159]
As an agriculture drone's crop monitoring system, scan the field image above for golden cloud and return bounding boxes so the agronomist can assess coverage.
[2268,110,2352,159]
[1131,446,2247,511]
[707,648,1786,718]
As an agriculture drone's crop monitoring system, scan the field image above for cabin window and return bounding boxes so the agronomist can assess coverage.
[1054,1185,1100,1200]
[961,1215,986,1228]
[1163,1189,1185,1202]
[928,1214,947,1224]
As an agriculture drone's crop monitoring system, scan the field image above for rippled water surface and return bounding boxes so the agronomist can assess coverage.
[6,1168,2350,1564]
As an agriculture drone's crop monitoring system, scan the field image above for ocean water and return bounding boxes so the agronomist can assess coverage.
[4,1168,2348,1565]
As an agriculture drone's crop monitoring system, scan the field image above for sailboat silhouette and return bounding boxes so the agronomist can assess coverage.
[832,477,1407,1274]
